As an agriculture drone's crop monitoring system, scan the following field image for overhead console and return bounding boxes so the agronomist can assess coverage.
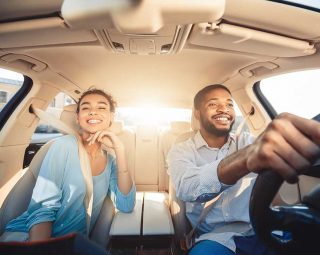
[61,0,226,55]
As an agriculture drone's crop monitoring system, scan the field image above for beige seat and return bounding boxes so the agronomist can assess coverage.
[168,113,199,248]
[0,141,54,235]
[158,121,191,192]
[109,120,135,178]
[134,125,159,191]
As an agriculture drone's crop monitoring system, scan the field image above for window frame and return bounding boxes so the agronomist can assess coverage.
[0,76,32,131]
[268,0,320,13]
[253,81,277,119]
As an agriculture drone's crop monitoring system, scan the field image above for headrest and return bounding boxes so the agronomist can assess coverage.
[170,121,191,135]
[191,108,200,131]
[60,104,80,132]
[110,120,124,135]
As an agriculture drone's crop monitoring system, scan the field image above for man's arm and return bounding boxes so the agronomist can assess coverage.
[218,113,320,185]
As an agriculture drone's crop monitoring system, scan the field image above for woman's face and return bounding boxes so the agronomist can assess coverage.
[77,93,113,134]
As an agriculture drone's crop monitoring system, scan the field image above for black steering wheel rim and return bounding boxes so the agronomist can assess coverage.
[249,168,320,255]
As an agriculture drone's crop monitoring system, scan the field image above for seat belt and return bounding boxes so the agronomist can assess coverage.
[181,108,254,251]
[31,105,93,236]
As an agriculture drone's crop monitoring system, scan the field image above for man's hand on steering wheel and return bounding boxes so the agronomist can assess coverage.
[245,112,320,183]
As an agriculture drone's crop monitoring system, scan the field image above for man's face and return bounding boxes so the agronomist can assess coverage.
[196,88,235,137]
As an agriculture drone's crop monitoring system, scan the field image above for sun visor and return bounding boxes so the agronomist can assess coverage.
[189,23,316,58]
[61,0,226,34]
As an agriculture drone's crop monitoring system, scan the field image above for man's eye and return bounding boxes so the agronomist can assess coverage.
[208,103,217,108]
[98,107,106,110]
[228,104,234,108]
[81,107,89,110]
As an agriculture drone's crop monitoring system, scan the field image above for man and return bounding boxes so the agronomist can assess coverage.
[167,84,320,255]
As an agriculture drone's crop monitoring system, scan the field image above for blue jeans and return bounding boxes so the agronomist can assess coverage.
[189,235,279,255]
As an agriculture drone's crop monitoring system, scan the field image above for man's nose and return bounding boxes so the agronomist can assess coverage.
[217,104,229,112]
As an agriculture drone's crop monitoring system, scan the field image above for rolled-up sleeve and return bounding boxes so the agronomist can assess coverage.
[167,143,226,202]
[25,139,67,231]
[108,158,136,213]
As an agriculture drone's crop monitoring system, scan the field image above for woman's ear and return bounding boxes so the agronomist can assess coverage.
[109,112,115,127]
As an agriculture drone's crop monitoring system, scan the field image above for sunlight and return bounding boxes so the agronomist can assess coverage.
[0,68,24,81]
[116,106,191,127]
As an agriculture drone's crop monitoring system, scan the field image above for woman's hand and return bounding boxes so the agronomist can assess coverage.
[86,130,124,152]
[87,129,133,194]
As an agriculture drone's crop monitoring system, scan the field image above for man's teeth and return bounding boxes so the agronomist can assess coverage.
[88,119,101,124]
[216,117,229,121]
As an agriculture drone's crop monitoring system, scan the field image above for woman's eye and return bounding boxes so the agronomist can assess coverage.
[98,107,106,110]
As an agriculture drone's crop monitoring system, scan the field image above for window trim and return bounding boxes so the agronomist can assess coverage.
[0,76,32,131]
[253,81,277,119]
[268,0,320,13]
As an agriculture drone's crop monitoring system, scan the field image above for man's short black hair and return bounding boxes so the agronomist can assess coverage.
[194,84,231,110]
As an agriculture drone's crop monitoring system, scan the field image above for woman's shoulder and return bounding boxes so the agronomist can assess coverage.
[51,134,78,149]
[106,152,116,164]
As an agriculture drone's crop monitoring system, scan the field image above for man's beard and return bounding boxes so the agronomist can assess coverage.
[199,113,234,137]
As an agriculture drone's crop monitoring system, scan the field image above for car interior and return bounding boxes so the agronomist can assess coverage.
[1,0,320,254]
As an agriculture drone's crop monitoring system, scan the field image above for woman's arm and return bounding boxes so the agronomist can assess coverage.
[113,144,132,195]
[89,130,133,194]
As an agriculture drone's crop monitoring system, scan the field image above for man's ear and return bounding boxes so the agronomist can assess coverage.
[194,109,200,120]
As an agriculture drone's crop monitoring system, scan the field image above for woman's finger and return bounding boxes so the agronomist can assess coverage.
[89,131,101,145]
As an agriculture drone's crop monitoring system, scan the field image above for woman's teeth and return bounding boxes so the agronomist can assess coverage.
[87,119,101,124]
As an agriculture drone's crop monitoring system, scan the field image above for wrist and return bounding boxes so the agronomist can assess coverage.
[114,143,125,152]
[118,170,129,174]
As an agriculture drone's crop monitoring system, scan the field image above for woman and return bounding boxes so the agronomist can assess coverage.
[0,89,136,241]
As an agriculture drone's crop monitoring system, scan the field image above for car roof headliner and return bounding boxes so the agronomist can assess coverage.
[1,0,320,108]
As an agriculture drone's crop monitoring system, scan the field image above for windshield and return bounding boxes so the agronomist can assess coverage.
[259,69,320,119]
[268,0,320,12]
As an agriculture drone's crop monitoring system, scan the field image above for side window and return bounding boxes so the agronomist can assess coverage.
[24,92,75,168]
[0,68,24,112]
[32,92,75,143]
[0,91,8,103]
[259,69,320,119]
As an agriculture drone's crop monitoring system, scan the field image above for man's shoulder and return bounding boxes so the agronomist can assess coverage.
[170,133,196,154]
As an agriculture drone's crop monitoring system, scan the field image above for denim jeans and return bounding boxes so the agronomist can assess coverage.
[189,235,279,255]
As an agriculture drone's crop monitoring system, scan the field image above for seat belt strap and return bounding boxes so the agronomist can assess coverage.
[31,105,93,235]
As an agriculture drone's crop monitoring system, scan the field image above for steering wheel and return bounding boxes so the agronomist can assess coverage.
[249,164,320,255]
